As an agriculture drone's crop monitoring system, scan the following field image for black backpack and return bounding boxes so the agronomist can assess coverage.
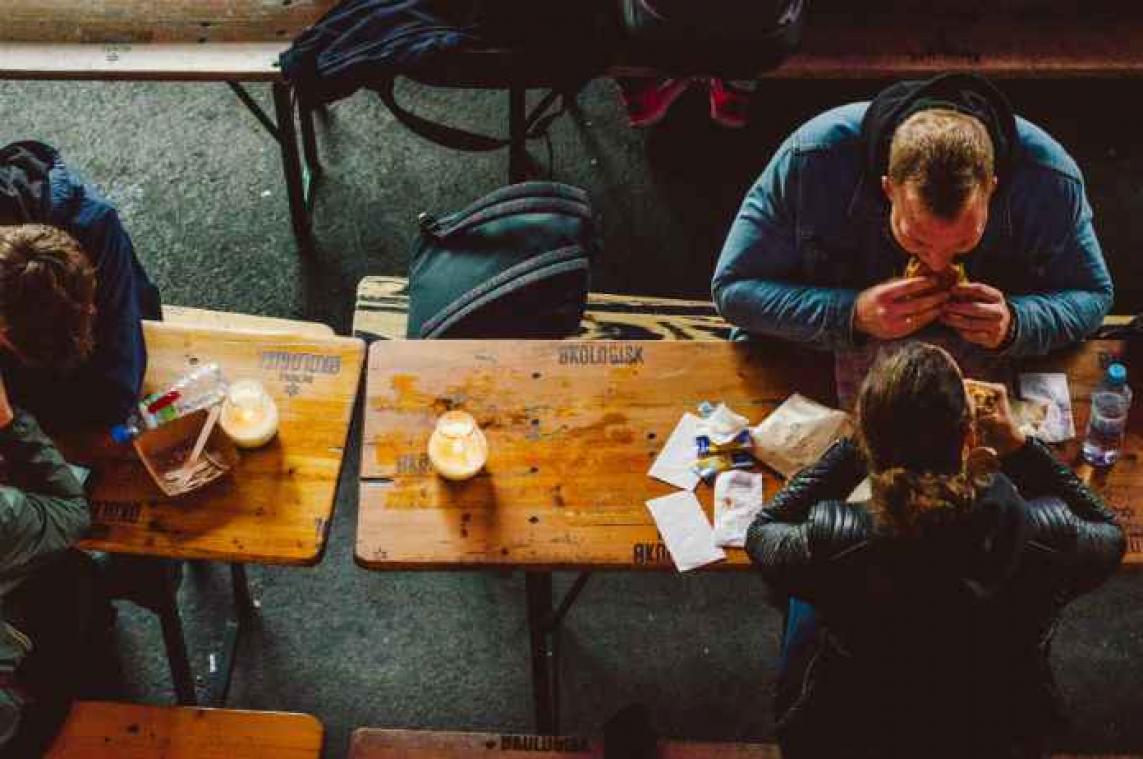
[406,182,599,338]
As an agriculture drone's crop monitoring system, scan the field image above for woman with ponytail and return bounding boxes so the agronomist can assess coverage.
[746,341,1125,758]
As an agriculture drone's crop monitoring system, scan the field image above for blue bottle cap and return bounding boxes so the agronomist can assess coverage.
[1108,363,1127,387]
[109,424,137,444]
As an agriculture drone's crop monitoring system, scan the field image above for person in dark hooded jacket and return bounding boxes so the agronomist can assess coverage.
[747,341,1124,758]
[0,140,160,431]
[712,74,1113,365]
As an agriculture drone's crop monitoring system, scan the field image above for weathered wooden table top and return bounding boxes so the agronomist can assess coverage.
[46,701,323,759]
[358,339,1141,571]
[60,322,364,566]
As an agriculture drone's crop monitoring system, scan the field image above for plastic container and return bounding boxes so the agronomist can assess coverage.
[1082,363,1133,467]
[111,363,229,443]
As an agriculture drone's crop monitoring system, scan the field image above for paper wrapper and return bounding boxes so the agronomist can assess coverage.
[1018,373,1076,442]
[752,394,852,479]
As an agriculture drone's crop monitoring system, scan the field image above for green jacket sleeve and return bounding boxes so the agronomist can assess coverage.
[0,409,90,579]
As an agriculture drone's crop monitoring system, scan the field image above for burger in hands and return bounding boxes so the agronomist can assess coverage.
[903,257,968,292]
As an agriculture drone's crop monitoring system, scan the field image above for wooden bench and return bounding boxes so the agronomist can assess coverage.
[349,729,1143,758]
[1,0,339,247]
[353,275,1134,343]
[45,701,322,758]
[349,729,780,758]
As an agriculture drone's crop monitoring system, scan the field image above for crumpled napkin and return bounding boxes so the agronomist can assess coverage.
[1018,373,1075,442]
[712,469,766,548]
[698,403,751,445]
[752,394,852,478]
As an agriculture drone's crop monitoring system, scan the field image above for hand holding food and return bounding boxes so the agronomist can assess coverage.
[964,379,1026,455]
[940,282,1013,349]
[854,277,949,340]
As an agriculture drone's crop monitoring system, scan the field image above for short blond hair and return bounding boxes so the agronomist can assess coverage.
[888,108,994,219]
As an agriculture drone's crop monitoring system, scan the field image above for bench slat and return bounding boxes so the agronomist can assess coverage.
[0,42,288,81]
[619,13,1143,79]
[4,1,334,44]
[46,702,323,758]
[349,729,779,758]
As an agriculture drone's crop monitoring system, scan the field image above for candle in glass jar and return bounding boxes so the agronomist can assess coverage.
[220,379,279,449]
[427,410,488,481]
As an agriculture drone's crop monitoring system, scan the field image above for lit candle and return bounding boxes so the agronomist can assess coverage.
[427,410,488,481]
[220,379,279,449]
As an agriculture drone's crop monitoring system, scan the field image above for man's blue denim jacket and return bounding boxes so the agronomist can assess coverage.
[712,102,1113,356]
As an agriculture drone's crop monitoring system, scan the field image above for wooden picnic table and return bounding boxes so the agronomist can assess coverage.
[358,337,1141,733]
[56,320,363,707]
[359,338,1141,570]
[63,321,364,566]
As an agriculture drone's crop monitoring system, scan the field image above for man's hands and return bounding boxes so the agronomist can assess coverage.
[940,282,1012,349]
[854,277,949,340]
[854,276,1014,350]
[0,375,13,430]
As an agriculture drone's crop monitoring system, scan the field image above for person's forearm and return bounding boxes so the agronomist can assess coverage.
[1003,289,1112,356]
[1001,437,1116,523]
[715,279,859,350]
[0,410,85,499]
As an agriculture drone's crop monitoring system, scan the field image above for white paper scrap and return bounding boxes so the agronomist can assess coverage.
[699,403,751,444]
[847,476,872,503]
[648,412,703,491]
[713,470,766,548]
[1019,373,1076,442]
[646,491,727,572]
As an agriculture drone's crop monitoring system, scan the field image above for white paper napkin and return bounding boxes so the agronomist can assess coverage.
[646,491,726,572]
[648,413,703,491]
[712,470,766,548]
[1019,373,1076,442]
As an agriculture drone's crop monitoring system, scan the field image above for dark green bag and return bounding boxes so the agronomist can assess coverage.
[407,182,599,339]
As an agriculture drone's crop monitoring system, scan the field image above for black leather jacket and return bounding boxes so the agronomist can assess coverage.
[746,437,1125,758]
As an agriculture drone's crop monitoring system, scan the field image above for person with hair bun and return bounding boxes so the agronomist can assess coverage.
[0,141,160,430]
[746,341,1124,757]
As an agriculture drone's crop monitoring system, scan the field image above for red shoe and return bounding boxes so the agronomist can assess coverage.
[709,78,753,129]
[616,76,697,128]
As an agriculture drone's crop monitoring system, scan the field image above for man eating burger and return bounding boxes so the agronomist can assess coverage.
[712,73,1113,357]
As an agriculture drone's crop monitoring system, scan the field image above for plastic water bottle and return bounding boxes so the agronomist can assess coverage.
[1082,363,1132,467]
[110,363,229,443]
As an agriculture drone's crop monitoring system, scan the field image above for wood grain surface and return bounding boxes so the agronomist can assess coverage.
[46,701,323,758]
[358,340,834,571]
[616,12,1143,79]
[349,729,779,759]
[358,339,1141,571]
[4,1,335,44]
[60,321,364,566]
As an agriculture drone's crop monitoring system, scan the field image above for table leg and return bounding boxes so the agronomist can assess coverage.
[271,81,313,248]
[202,563,258,706]
[156,565,197,706]
[525,571,556,734]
